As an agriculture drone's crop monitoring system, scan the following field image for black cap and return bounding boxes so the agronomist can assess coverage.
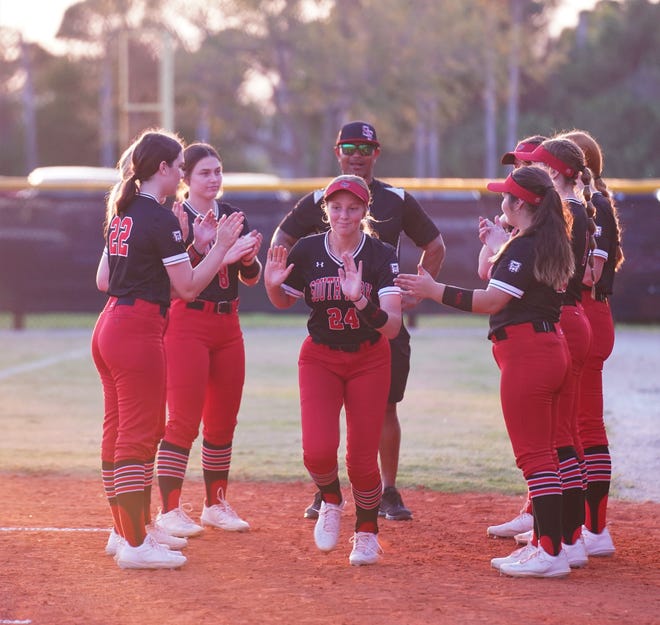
[336,121,379,146]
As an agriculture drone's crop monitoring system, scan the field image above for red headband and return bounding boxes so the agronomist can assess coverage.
[523,145,578,178]
[486,174,544,206]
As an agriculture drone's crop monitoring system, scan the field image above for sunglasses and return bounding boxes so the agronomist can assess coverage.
[338,143,376,156]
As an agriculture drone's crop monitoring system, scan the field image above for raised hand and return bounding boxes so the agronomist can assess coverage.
[240,230,263,264]
[223,232,259,265]
[394,264,438,301]
[192,209,218,253]
[214,211,245,254]
[338,252,363,301]
[265,245,294,289]
[172,201,189,242]
[480,215,510,253]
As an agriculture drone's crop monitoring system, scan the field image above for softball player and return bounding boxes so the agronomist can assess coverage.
[484,136,546,539]
[265,175,402,566]
[564,130,623,557]
[92,130,246,570]
[519,138,597,566]
[153,143,262,538]
[396,166,575,578]
[271,121,445,522]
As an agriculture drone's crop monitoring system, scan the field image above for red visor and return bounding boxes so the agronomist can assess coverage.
[323,178,370,204]
[501,141,538,165]
[520,146,577,178]
[486,174,543,206]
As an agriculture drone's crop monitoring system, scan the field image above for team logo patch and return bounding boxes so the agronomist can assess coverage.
[508,260,522,273]
[362,125,375,141]
[390,262,399,274]
[172,230,183,242]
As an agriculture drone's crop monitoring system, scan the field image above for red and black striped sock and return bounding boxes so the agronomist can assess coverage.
[102,460,121,535]
[114,459,146,547]
[202,439,232,505]
[584,445,611,533]
[353,482,381,533]
[157,440,190,512]
[527,471,562,555]
[558,446,585,544]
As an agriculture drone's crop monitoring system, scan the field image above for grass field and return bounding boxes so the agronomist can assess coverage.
[0,312,657,498]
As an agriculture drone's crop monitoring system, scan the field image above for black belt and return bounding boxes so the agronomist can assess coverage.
[115,296,167,318]
[186,299,238,314]
[490,320,556,341]
[317,335,380,353]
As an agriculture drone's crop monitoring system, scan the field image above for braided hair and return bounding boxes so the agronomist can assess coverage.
[540,138,599,283]
[561,130,624,271]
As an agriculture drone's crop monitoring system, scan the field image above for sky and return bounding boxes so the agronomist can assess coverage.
[0,0,602,52]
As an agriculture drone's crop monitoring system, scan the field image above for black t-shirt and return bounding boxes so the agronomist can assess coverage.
[564,198,590,304]
[277,178,440,253]
[182,199,251,302]
[591,192,619,296]
[283,232,400,347]
[106,193,188,306]
[488,233,563,335]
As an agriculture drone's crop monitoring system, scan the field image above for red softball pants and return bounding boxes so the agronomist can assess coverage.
[91,297,167,463]
[492,322,570,478]
[163,299,245,448]
[578,294,614,448]
[298,335,390,495]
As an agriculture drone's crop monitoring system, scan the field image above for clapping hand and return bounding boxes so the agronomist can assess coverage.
[338,252,363,301]
[192,209,218,253]
[214,211,245,254]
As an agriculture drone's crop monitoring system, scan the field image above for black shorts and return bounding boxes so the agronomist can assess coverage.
[387,324,411,404]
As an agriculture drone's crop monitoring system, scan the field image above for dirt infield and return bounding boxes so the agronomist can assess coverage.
[1,474,658,625]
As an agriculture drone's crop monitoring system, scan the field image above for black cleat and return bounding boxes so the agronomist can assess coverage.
[379,486,413,521]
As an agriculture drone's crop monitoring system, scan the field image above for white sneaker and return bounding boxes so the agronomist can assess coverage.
[105,528,124,556]
[500,546,570,578]
[155,505,204,537]
[147,523,188,549]
[582,525,615,557]
[116,534,187,570]
[487,512,534,538]
[563,537,589,568]
[313,501,343,552]
[490,542,536,571]
[514,529,534,545]
[201,499,250,532]
[349,532,382,566]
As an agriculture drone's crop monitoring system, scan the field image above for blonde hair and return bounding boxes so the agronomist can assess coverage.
[321,175,378,238]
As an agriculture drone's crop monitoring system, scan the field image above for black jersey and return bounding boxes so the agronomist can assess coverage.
[564,198,590,305]
[488,233,563,336]
[106,193,188,306]
[283,232,400,347]
[278,178,440,253]
[591,192,619,296]
[182,199,251,302]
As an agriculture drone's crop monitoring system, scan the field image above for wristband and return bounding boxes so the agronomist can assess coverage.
[441,285,474,312]
[187,244,204,266]
[356,299,389,329]
[239,259,261,279]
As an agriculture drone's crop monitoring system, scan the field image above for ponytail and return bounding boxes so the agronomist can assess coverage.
[581,167,599,293]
